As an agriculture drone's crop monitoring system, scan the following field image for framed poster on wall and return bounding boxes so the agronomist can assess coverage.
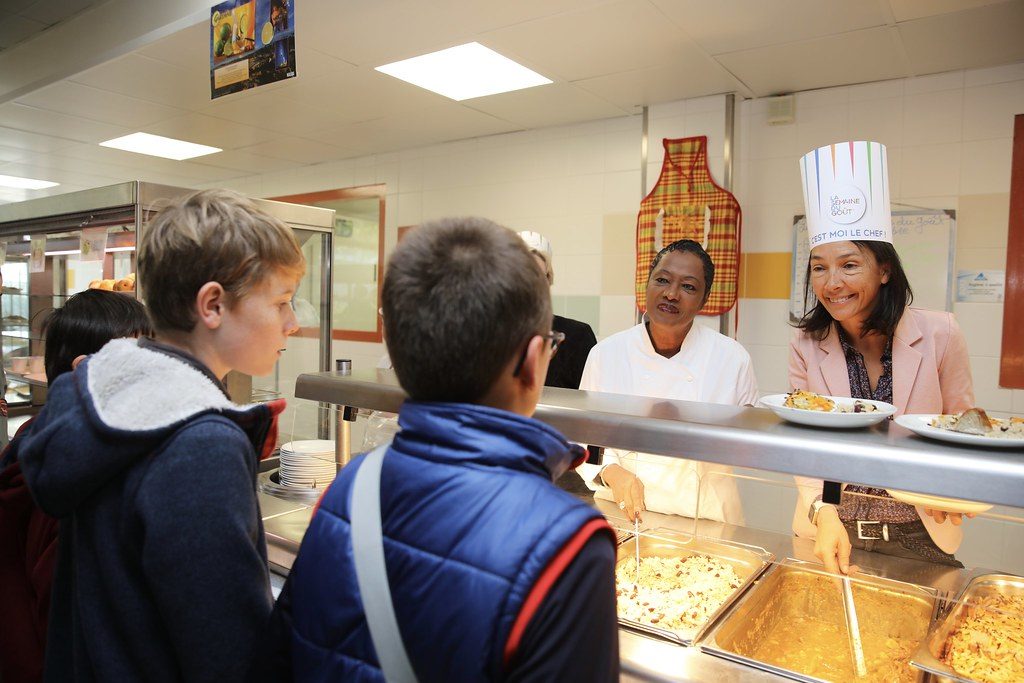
[210,0,295,99]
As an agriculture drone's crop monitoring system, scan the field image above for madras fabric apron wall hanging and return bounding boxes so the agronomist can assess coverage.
[635,136,742,316]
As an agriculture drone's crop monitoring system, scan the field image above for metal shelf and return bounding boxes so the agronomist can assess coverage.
[295,369,1024,509]
[5,370,47,387]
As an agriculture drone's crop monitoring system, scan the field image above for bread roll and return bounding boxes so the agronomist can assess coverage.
[89,279,102,289]
[113,277,135,292]
[97,279,115,291]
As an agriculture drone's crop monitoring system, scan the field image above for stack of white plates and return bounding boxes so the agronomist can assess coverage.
[279,440,336,489]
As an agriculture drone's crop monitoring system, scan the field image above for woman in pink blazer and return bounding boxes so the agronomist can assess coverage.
[790,239,975,576]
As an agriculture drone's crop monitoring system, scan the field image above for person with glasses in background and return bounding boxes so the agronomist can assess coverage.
[581,239,758,526]
[518,231,597,498]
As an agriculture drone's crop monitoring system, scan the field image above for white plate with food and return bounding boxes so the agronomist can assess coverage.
[885,489,993,514]
[895,409,1024,449]
[760,390,896,428]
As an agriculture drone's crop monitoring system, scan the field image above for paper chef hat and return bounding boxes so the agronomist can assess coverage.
[800,141,893,249]
[517,230,554,284]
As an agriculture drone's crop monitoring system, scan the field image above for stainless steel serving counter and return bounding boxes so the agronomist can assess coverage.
[259,492,971,683]
[274,369,1016,681]
[295,369,1024,508]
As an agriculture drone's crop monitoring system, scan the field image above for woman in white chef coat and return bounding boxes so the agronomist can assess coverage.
[581,239,758,524]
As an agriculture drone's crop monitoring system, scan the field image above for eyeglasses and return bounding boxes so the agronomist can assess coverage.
[512,330,566,377]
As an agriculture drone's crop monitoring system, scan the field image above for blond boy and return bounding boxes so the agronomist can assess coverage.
[20,189,303,683]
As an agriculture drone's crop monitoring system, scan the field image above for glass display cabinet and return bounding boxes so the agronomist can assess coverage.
[0,182,335,418]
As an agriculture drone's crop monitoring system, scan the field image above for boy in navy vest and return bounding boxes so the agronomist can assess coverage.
[19,190,303,682]
[263,217,619,682]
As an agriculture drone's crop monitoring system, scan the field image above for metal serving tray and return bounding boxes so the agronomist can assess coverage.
[614,529,774,646]
[911,571,1024,683]
[701,559,938,683]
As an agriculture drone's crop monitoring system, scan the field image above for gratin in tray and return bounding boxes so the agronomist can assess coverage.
[701,559,938,683]
[911,572,1024,683]
[613,529,773,646]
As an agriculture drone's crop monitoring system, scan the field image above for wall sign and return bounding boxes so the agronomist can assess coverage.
[957,270,1005,303]
[211,0,295,99]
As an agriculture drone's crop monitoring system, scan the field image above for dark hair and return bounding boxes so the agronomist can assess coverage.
[43,290,152,383]
[382,217,551,402]
[795,240,913,340]
[648,239,715,303]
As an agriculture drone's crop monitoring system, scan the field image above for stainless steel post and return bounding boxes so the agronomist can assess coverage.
[721,93,736,337]
[336,405,357,470]
[334,359,355,470]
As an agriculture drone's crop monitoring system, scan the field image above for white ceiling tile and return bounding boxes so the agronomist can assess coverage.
[143,113,275,151]
[574,52,745,110]
[19,0,101,25]
[238,136,357,164]
[0,126,78,152]
[201,88,342,136]
[482,0,697,82]
[297,0,473,67]
[0,0,36,15]
[70,54,210,110]
[0,143,32,162]
[16,81,185,128]
[0,161,124,188]
[889,0,1009,22]
[0,14,47,50]
[54,143,242,184]
[0,102,130,143]
[898,1,1024,75]
[188,149,301,173]
[654,0,890,55]
[297,0,608,68]
[463,83,627,129]
[283,67,447,125]
[716,27,912,97]
[4,149,147,181]
[135,20,208,72]
[315,104,521,154]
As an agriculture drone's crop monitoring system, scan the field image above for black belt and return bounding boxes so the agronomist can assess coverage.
[843,519,923,542]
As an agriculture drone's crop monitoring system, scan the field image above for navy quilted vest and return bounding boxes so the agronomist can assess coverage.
[286,402,607,682]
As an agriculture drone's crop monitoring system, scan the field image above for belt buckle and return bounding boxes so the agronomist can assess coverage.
[856,520,889,541]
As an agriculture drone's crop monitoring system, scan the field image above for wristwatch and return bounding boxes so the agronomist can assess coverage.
[808,498,835,526]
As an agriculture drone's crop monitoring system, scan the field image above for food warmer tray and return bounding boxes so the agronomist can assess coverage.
[911,571,1024,683]
[614,529,774,647]
[701,558,939,683]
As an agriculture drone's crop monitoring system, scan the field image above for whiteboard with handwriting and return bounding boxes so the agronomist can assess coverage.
[790,210,957,323]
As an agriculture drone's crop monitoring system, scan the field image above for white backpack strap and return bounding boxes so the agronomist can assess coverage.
[350,446,418,683]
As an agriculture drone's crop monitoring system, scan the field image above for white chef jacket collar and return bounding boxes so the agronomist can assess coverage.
[638,317,703,374]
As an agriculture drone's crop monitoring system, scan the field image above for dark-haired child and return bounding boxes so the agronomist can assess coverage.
[0,289,151,683]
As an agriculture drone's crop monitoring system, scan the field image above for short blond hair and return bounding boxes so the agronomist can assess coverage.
[139,189,304,332]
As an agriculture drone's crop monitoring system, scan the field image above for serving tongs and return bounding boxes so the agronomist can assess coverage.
[633,515,640,588]
[841,576,868,678]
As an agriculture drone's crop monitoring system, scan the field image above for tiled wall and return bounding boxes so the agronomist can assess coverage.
[210,64,1023,570]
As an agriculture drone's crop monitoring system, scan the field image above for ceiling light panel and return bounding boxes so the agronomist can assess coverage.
[0,174,59,190]
[375,42,552,101]
[99,132,221,160]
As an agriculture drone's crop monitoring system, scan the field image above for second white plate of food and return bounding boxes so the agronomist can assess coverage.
[894,414,1024,449]
[885,489,993,514]
[760,392,896,428]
